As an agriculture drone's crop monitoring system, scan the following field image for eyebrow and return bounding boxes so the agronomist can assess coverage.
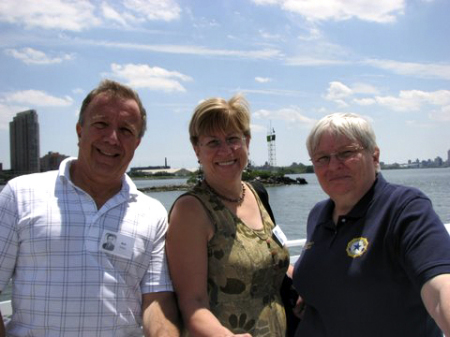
[314,145,360,155]
[90,114,140,133]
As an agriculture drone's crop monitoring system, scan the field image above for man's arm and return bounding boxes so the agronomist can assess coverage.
[141,291,181,337]
[421,273,450,336]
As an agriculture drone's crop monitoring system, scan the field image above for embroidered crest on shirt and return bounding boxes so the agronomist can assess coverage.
[346,237,369,258]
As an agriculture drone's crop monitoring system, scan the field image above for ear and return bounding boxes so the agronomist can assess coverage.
[193,144,200,159]
[373,146,380,166]
[76,123,82,139]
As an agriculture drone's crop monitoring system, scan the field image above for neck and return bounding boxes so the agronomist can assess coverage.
[70,162,122,209]
[204,179,245,206]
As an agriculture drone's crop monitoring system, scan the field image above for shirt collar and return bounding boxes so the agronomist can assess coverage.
[318,173,387,228]
[58,157,138,198]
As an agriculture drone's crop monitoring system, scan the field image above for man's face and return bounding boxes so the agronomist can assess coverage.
[76,93,142,186]
[313,132,379,207]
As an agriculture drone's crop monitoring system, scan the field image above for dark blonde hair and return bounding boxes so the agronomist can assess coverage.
[189,93,251,145]
[78,79,147,138]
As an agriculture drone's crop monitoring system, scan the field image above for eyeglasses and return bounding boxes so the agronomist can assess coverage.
[311,146,365,167]
[199,136,246,151]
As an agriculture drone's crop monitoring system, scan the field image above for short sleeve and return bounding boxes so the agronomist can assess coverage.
[0,183,19,290]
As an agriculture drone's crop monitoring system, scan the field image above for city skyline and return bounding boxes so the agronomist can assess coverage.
[0,0,449,169]
[1,108,449,172]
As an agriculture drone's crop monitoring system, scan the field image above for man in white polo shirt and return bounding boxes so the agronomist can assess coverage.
[0,80,180,336]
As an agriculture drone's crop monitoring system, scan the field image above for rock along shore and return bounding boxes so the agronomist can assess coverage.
[138,176,307,193]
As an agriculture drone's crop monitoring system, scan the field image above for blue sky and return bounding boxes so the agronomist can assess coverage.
[0,0,449,170]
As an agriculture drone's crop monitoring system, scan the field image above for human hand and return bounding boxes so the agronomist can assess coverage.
[293,296,306,320]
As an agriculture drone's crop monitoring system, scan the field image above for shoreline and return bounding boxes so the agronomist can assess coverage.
[138,177,308,193]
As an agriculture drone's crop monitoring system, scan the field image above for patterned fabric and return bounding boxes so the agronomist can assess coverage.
[183,182,289,336]
[0,157,173,336]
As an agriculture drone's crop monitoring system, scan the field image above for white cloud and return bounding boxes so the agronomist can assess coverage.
[123,0,181,21]
[375,90,450,112]
[0,0,181,32]
[239,88,305,96]
[285,41,351,66]
[253,107,316,127]
[69,37,282,60]
[259,29,282,40]
[365,59,450,80]
[353,98,376,106]
[250,123,268,133]
[255,77,272,83]
[3,90,74,107]
[101,2,133,27]
[5,47,74,65]
[351,83,380,95]
[286,57,347,66]
[429,106,450,122]
[325,81,353,101]
[72,88,85,95]
[109,63,193,92]
[297,26,322,41]
[0,104,28,130]
[0,0,101,31]
[324,81,450,116]
[252,0,405,23]
[252,0,279,4]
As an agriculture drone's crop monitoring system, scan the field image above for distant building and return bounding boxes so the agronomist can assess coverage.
[0,163,2,172]
[448,149,450,164]
[434,156,443,167]
[10,110,40,174]
[40,151,69,172]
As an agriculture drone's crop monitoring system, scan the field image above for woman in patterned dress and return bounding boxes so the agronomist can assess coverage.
[166,94,290,336]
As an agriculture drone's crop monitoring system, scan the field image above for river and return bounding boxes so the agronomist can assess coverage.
[0,167,449,302]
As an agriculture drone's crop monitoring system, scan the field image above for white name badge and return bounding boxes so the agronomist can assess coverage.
[100,230,135,259]
[273,225,288,246]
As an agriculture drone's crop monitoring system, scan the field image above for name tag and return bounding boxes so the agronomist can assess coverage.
[100,230,135,259]
[273,225,288,246]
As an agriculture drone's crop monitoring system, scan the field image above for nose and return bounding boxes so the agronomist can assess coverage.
[104,127,119,144]
[328,154,343,169]
[216,141,233,154]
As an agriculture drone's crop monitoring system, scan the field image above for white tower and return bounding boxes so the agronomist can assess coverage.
[267,125,276,167]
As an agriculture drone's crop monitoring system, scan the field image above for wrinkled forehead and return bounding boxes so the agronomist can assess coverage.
[314,131,359,153]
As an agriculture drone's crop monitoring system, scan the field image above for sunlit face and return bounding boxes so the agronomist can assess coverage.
[194,130,250,182]
[313,132,379,207]
[75,93,142,186]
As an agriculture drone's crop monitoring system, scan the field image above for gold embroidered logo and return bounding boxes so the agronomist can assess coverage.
[346,237,369,258]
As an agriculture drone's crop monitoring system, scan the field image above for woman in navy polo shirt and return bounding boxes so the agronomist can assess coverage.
[293,112,450,337]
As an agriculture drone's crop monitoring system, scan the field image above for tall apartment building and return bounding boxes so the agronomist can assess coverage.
[10,109,40,174]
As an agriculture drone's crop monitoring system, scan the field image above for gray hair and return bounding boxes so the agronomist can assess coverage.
[78,79,147,138]
[307,113,380,170]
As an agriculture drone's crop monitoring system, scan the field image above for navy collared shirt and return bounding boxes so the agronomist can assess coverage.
[293,174,450,337]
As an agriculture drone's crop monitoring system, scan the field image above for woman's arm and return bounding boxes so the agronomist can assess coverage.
[167,196,249,337]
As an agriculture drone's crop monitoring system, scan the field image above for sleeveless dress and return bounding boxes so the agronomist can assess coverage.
[177,182,289,336]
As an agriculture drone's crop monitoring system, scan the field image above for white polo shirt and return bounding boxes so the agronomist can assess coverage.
[0,158,173,336]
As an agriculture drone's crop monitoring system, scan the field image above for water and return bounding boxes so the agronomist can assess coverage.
[144,168,450,257]
[1,168,449,302]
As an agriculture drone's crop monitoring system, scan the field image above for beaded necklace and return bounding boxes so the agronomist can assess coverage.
[204,180,246,206]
